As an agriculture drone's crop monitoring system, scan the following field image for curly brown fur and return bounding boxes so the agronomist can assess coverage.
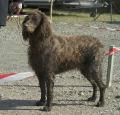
[22,10,106,111]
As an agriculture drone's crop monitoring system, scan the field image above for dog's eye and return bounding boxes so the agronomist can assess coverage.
[24,16,30,22]
[32,16,39,21]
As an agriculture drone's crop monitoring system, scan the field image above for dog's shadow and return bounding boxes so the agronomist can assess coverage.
[0,85,93,110]
[0,99,38,110]
[0,99,91,110]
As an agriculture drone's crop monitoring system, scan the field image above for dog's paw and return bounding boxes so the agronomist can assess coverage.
[36,100,46,106]
[96,101,104,107]
[43,106,52,112]
[87,96,96,102]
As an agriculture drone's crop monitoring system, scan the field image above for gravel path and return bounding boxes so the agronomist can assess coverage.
[0,17,120,115]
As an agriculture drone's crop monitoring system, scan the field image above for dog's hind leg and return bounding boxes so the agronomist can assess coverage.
[89,63,106,107]
[95,64,106,107]
[80,67,97,102]
[87,79,97,102]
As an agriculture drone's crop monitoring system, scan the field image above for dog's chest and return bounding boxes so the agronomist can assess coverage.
[28,48,46,68]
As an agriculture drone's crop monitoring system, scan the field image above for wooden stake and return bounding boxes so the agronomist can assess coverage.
[106,45,114,87]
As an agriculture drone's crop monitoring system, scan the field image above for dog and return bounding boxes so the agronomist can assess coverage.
[22,10,106,111]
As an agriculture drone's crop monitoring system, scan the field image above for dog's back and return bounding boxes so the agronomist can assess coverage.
[51,35,104,73]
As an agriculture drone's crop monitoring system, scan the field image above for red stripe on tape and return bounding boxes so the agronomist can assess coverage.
[105,47,120,56]
[0,73,16,79]
[116,29,120,31]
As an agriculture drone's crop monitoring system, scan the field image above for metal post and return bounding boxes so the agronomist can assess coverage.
[106,45,114,87]
[110,1,113,22]
[78,0,80,5]
[50,0,54,22]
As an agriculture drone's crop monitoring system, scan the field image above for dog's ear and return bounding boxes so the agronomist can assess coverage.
[22,27,29,41]
[22,16,30,41]
[35,10,52,38]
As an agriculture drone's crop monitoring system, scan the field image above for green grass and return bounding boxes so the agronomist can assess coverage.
[52,10,120,23]
[22,8,120,23]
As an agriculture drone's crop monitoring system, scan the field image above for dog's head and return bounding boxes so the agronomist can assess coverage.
[22,10,52,41]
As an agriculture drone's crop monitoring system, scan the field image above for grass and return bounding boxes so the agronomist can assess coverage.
[22,8,120,23]
[52,10,120,23]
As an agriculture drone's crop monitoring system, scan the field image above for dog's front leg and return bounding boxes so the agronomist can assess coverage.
[36,75,46,106]
[43,72,55,111]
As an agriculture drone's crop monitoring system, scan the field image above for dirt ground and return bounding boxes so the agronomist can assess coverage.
[0,15,120,115]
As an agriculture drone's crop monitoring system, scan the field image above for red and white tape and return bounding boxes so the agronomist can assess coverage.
[8,17,120,32]
[77,24,120,32]
[61,23,120,32]
[105,47,120,56]
[0,47,119,84]
[0,72,34,84]
[10,15,27,18]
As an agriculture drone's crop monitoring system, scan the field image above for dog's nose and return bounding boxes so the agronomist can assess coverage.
[24,20,31,27]
[24,22,29,27]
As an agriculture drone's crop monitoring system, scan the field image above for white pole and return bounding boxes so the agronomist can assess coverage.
[50,0,54,22]
[110,1,113,22]
[106,45,114,87]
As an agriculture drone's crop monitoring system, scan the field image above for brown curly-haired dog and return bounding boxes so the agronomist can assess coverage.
[22,10,106,111]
